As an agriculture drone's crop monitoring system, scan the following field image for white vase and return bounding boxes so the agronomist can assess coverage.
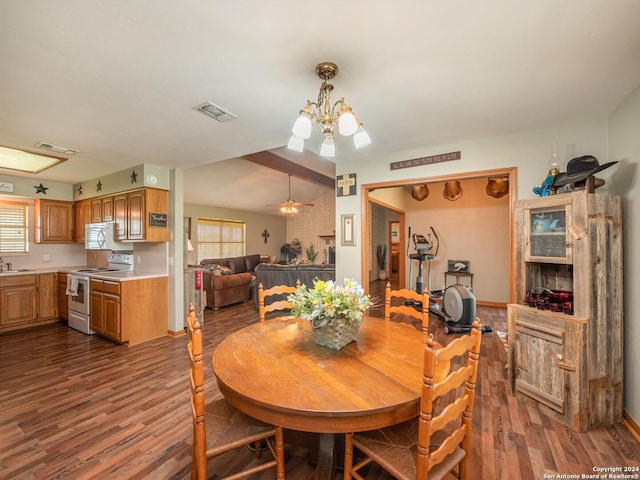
[378,270,387,280]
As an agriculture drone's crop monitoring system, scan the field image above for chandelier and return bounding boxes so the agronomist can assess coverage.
[287,62,371,157]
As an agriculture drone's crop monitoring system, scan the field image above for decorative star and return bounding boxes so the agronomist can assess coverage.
[34,183,49,195]
[130,171,138,183]
[77,185,83,195]
[96,181,102,192]
[261,229,270,244]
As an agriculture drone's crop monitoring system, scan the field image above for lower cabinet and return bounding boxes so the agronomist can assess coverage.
[90,279,122,343]
[0,273,59,332]
[508,304,590,430]
[90,276,167,345]
[58,273,68,321]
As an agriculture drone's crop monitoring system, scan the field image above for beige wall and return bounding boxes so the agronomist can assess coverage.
[608,84,640,426]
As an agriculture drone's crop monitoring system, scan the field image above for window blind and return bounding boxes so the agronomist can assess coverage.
[0,201,29,254]
[197,218,245,262]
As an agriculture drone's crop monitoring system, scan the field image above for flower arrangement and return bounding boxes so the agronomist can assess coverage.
[288,278,373,328]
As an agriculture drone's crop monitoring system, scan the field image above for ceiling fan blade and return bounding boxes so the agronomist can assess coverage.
[292,202,315,206]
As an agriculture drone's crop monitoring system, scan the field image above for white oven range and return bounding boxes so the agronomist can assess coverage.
[66,253,133,334]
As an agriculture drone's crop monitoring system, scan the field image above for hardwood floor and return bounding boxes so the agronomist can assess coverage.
[1,280,638,479]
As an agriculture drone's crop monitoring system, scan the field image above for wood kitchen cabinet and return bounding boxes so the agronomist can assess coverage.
[114,188,168,242]
[58,273,68,321]
[34,199,74,243]
[0,273,59,332]
[38,272,59,320]
[90,279,121,342]
[76,188,167,243]
[74,200,91,243]
[508,191,622,431]
[90,276,167,345]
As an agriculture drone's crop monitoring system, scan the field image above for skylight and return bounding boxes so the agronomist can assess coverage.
[0,146,67,174]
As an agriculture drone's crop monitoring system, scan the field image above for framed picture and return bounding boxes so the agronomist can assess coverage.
[447,259,470,273]
[341,214,356,246]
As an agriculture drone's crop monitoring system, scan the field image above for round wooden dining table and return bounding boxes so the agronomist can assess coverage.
[212,316,448,479]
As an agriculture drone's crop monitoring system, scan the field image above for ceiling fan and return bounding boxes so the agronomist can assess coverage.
[268,173,314,215]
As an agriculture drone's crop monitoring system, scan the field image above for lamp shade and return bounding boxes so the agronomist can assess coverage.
[353,125,371,149]
[287,135,304,152]
[320,137,335,157]
[338,105,358,136]
[292,111,312,139]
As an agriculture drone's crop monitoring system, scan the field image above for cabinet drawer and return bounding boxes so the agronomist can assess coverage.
[0,275,37,287]
[102,281,120,295]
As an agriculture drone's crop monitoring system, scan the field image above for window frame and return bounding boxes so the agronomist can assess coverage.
[196,218,245,262]
[0,200,29,254]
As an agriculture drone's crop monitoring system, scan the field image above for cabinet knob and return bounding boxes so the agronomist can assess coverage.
[556,353,563,361]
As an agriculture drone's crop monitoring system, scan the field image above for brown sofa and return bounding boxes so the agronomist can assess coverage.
[200,254,263,310]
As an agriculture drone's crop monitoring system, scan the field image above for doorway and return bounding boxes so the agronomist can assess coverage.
[362,167,516,305]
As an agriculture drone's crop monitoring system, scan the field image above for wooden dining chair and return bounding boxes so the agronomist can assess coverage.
[258,280,301,321]
[187,305,285,480]
[344,319,483,480]
[384,282,430,334]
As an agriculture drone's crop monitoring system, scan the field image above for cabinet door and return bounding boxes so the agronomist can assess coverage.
[0,285,38,326]
[90,290,104,333]
[512,318,566,413]
[103,293,121,341]
[523,203,573,264]
[38,273,58,320]
[91,200,103,223]
[74,201,91,243]
[59,274,68,321]
[127,190,145,240]
[102,196,114,222]
[36,200,74,243]
[113,194,128,240]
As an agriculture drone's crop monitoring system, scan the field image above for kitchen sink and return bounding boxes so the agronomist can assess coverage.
[0,269,33,274]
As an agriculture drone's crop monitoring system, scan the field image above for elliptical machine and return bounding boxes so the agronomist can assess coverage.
[407,226,438,298]
[406,226,448,320]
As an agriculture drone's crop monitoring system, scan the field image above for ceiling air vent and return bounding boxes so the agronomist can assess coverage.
[33,142,79,155]
[193,101,237,122]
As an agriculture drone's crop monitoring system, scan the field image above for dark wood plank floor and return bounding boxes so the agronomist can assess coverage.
[1,280,638,479]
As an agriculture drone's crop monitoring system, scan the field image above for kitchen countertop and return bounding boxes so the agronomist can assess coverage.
[0,267,167,281]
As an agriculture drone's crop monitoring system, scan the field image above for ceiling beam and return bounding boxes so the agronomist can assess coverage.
[243,151,335,188]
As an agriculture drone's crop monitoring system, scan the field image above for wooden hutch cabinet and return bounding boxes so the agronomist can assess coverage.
[507,191,623,431]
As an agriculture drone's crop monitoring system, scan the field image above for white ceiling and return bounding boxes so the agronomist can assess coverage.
[1,1,640,214]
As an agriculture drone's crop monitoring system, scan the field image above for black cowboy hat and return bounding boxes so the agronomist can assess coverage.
[552,155,617,187]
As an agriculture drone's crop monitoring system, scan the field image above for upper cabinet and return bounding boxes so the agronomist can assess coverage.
[34,200,74,243]
[75,188,168,243]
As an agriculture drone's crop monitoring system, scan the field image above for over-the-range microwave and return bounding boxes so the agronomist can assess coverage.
[85,222,133,251]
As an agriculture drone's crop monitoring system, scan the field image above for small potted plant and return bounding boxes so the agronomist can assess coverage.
[288,278,373,349]
[376,244,388,280]
[305,243,319,264]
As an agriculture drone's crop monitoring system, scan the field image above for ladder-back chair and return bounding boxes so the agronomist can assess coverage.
[258,280,301,321]
[187,304,285,479]
[384,282,430,334]
[344,319,483,480]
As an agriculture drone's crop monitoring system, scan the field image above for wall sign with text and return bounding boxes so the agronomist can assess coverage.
[390,151,461,171]
[336,174,356,197]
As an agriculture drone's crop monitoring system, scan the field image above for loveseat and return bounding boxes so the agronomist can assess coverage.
[200,254,266,310]
[252,263,336,308]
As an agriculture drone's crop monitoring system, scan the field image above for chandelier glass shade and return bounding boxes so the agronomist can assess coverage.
[288,62,370,157]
